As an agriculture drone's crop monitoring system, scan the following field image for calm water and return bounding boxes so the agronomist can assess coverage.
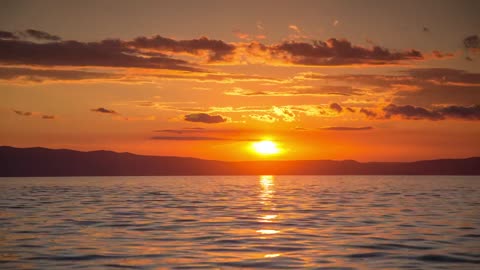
[0,176,479,269]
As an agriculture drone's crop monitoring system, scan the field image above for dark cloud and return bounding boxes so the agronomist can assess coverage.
[463,35,479,61]
[24,29,61,41]
[405,68,480,84]
[306,68,480,106]
[0,67,279,84]
[329,103,343,113]
[464,35,479,49]
[360,108,377,118]
[271,38,423,66]
[346,107,355,113]
[0,31,18,40]
[383,104,442,120]
[0,39,199,71]
[431,50,454,59]
[383,104,480,121]
[438,105,480,120]
[13,110,55,119]
[91,107,118,114]
[319,126,373,131]
[13,110,32,116]
[184,113,227,124]
[304,68,480,88]
[151,136,233,141]
[0,30,432,71]
[41,115,55,119]
[154,127,206,134]
[130,35,235,62]
[0,67,120,82]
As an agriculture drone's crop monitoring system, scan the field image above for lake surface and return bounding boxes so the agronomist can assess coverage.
[0,176,479,269]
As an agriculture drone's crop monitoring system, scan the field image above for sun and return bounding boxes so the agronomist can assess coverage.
[252,140,280,155]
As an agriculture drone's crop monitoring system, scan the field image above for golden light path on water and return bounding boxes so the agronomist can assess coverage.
[257,175,282,259]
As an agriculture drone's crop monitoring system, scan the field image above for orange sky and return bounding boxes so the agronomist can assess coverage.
[0,0,479,161]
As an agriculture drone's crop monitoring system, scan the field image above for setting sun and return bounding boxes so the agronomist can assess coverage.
[252,141,280,155]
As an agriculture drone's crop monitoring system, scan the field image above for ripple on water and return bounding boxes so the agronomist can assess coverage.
[0,175,479,269]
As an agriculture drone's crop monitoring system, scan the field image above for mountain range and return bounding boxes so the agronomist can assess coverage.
[1,146,479,176]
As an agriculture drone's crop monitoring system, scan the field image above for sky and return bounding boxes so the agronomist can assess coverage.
[0,0,479,161]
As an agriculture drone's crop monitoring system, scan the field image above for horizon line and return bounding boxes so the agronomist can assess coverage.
[2,145,479,164]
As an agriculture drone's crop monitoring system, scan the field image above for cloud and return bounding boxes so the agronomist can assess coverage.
[329,103,343,113]
[155,127,206,134]
[0,66,283,84]
[24,29,61,41]
[128,35,235,62]
[464,35,479,49]
[270,38,423,66]
[0,67,120,82]
[301,68,480,87]
[0,38,199,71]
[151,128,256,140]
[437,105,480,120]
[273,106,296,122]
[0,29,437,72]
[431,50,455,59]
[224,86,363,97]
[91,107,118,114]
[288,25,300,32]
[0,31,18,40]
[319,126,373,131]
[383,104,442,120]
[13,110,32,116]
[184,113,227,124]
[463,35,479,60]
[249,114,277,123]
[151,136,233,141]
[301,68,480,106]
[233,29,250,40]
[360,108,377,118]
[13,109,55,119]
[405,68,480,85]
[383,104,480,121]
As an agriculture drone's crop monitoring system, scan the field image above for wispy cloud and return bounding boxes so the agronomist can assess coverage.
[319,126,373,131]
[12,109,55,120]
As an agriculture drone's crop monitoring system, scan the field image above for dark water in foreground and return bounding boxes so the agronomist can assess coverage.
[0,176,479,269]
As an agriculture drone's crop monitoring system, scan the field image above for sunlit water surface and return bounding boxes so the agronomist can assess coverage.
[1,176,479,269]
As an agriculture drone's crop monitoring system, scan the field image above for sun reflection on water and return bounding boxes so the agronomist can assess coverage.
[260,214,278,223]
[257,175,281,256]
[259,175,275,207]
[264,253,281,258]
[256,229,280,234]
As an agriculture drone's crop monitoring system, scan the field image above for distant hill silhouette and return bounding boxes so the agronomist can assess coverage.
[1,146,479,176]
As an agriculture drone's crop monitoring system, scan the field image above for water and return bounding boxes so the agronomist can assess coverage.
[0,176,479,269]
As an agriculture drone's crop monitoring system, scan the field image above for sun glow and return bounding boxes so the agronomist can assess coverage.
[252,140,280,155]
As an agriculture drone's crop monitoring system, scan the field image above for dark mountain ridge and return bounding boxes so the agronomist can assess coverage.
[1,146,479,176]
